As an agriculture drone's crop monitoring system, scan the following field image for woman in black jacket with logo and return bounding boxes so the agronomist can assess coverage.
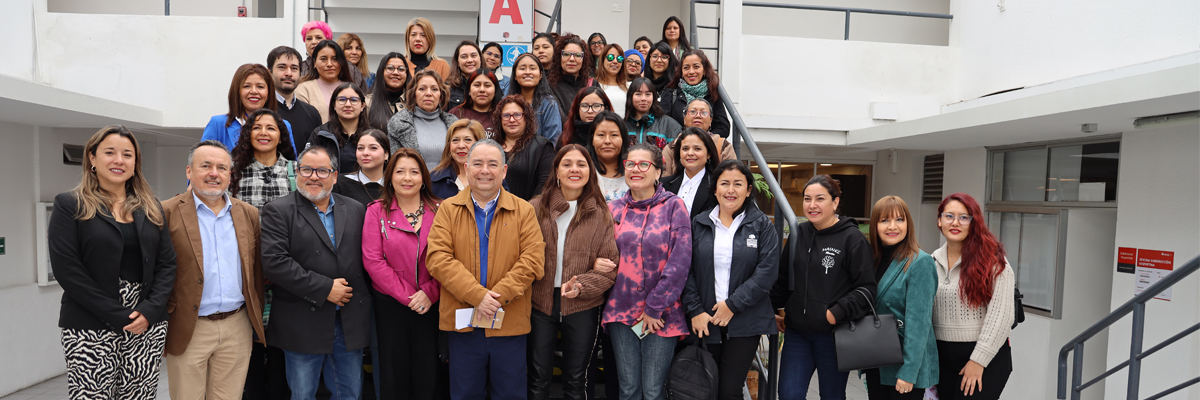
[770,174,876,400]
[682,160,780,400]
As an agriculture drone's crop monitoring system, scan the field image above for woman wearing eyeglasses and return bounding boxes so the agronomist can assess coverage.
[506,53,563,144]
[366,53,411,131]
[495,95,556,201]
[931,193,1014,400]
[663,98,735,176]
[549,34,595,121]
[559,87,613,148]
[624,49,645,82]
[307,82,369,173]
[624,77,681,151]
[387,70,460,171]
[603,142,693,400]
[593,44,629,117]
[588,32,608,70]
[645,43,678,100]
[481,42,511,93]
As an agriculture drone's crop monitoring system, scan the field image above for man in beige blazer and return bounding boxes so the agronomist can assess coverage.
[162,140,266,400]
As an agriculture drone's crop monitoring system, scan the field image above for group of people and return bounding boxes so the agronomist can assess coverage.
[48,14,1015,400]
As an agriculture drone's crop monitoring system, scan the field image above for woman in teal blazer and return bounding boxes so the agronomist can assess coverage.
[863,196,939,400]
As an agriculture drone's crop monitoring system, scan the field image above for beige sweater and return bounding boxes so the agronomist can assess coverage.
[931,244,1015,367]
[294,80,340,123]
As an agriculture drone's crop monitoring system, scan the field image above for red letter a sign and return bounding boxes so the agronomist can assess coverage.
[489,0,523,24]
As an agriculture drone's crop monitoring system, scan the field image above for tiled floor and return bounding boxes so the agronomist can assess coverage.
[0,367,864,400]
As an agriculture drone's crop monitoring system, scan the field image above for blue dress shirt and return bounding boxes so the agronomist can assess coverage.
[195,193,245,316]
[201,115,298,156]
[472,192,499,287]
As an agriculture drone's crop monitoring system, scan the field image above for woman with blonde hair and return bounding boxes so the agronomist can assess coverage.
[862,196,939,400]
[337,33,374,89]
[429,118,486,200]
[50,125,176,399]
[404,17,451,78]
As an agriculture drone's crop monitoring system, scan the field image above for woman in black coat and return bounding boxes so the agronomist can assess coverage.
[660,49,730,139]
[50,125,177,399]
[661,127,721,220]
[682,160,780,400]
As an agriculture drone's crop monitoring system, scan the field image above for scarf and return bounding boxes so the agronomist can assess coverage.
[650,72,672,95]
[679,79,709,104]
[384,88,404,113]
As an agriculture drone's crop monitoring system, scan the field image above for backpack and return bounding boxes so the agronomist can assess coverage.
[667,340,719,400]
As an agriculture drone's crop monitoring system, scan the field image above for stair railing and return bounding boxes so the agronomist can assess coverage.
[1057,255,1199,400]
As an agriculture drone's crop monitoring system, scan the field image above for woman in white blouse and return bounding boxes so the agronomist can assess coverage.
[661,127,721,220]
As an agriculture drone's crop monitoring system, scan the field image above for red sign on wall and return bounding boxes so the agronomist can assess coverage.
[1116,247,1137,273]
[1133,249,1174,301]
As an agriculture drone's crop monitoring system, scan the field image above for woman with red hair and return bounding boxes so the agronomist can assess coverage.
[932,193,1015,400]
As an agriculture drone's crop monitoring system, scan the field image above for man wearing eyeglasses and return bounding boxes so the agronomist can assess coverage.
[427,139,546,400]
[260,146,371,400]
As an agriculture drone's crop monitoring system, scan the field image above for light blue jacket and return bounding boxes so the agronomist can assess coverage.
[200,115,296,155]
[874,250,939,388]
[532,95,562,144]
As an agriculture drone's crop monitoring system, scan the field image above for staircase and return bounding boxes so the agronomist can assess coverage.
[312,0,481,64]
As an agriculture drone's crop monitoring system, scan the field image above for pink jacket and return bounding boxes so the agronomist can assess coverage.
[362,200,440,305]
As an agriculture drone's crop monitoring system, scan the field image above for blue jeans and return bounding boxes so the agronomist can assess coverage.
[778,328,847,400]
[607,322,677,400]
[448,329,526,400]
[282,315,363,400]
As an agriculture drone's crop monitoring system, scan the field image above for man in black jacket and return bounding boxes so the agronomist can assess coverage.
[261,146,369,400]
[268,46,322,158]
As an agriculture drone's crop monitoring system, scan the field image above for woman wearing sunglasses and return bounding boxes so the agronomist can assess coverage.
[494,95,557,201]
[549,34,595,121]
[931,193,1014,400]
[593,44,629,117]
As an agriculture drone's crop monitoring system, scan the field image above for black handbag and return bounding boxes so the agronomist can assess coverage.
[832,287,904,372]
[1012,287,1026,329]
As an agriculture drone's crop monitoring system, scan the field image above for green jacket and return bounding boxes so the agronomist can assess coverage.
[875,250,939,388]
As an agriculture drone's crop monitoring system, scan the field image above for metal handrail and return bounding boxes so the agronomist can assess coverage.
[535,0,562,35]
[1057,255,1200,400]
[690,0,952,42]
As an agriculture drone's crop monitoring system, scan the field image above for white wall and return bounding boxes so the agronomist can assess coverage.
[48,0,261,18]
[940,146,985,201]
[738,35,956,132]
[1103,123,1200,400]
[1008,208,1117,400]
[742,0,950,46]
[0,122,68,397]
[871,149,944,251]
[0,0,37,82]
[557,0,630,50]
[31,2,293,128]
[950,0,1200,102]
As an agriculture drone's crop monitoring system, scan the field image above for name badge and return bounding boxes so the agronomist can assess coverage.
[747,234,758,249]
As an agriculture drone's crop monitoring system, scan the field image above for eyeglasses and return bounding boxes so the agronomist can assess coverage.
[625,60,643,68]
[336,96,362,105]
[940,213,973,225]
[298,166,334,179]
[561,51,585,60]
[501,112,525,120]
[623,160,654,172]
[484,51,502,59]
[579,103,606,112]
[590,41,605,47]
[605,54,624,63]
[384,66,407,73]
[686,110,711,118]
[650,54,670,61]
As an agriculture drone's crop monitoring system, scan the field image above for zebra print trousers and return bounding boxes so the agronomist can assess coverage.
[60,280,168,400]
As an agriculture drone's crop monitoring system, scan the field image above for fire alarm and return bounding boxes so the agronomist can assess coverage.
[237,6,247,17]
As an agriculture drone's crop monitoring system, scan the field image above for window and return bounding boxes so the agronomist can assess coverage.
[988,210,1064,317]
[985,137,1120,318]
[989,139,1120,205]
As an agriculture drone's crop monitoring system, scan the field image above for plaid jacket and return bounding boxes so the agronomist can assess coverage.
[236,155,293,209]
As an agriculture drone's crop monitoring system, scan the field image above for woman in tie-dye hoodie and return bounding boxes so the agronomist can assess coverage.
[602,143,693,400]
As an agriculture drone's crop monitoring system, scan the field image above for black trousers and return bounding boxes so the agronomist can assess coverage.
[703,331,762,400]
[374,291,441,400]
[936,340,1012,400]
[528,289,601,400]
[863,368,925,400]
[243,343,290,400]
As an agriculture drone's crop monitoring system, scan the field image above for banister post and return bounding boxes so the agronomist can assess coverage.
[1128,302,1145,400]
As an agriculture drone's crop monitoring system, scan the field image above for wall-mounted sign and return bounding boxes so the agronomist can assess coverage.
[480,0,533,43]
[1116,247,1137,273]
[500,44,528,67]
[1132,248,1174,301]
